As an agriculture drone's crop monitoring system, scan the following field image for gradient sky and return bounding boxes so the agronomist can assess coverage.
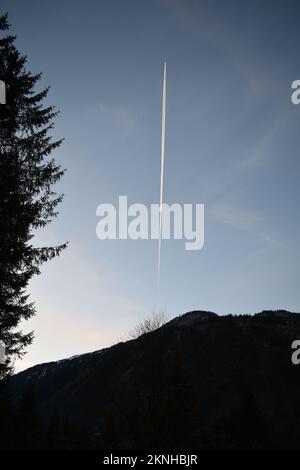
[2,0,300,371]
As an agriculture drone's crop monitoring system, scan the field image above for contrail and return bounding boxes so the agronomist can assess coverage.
[158,62,167,283]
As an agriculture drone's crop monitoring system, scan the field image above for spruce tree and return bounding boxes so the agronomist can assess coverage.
[0,13,66,379]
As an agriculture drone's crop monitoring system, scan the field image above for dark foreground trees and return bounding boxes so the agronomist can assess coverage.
[0,13,66,379]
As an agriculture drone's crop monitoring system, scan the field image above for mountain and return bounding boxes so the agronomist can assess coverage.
[3,309,300,449]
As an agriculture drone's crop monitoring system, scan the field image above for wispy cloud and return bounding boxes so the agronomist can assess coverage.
[212,202,262,231]
[237,113,289,170]
[211,201,284,250]
[99,102,140,134]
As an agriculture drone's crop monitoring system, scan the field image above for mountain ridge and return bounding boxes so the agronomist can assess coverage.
[6,309,300,449]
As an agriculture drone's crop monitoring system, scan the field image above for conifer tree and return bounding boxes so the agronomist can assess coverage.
[0,13,66,379]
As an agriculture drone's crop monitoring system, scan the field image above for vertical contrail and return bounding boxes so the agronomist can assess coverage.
[158,62,167,283]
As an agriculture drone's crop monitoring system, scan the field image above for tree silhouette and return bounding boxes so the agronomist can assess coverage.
[0,378,14,449]
[14,383,42,449]
[0,13,66,379]
[128,309,168,340]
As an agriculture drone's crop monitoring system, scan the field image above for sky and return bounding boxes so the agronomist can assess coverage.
[1,0,300,371]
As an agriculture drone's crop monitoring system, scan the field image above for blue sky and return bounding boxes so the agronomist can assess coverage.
[2,0,300,370]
